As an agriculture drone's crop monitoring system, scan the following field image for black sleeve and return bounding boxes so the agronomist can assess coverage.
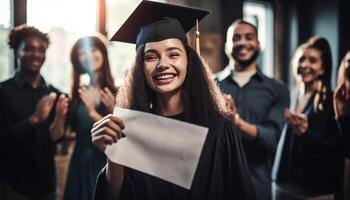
[93,166,138,200]
[221,120,256,200]
[93,166,109,200]
[0,85,37,143]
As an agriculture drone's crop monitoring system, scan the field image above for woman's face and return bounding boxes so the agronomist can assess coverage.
[78,46,104,72]
[143,38,188,96]
[297,48,324,84]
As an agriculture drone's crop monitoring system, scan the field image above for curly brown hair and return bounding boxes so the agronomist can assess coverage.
[8,24,50,51]
[116,42,227,127]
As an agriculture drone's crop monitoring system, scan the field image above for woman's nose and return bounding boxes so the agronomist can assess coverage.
[156,58,170,70]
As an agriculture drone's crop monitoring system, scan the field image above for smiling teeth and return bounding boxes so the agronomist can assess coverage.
[157,74,175,79]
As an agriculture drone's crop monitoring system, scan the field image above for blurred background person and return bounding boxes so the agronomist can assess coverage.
[273,37,343,198]
[0,24,68,200]
[334,50,350,159]
[63,35,118,200]
[218,19,290,200]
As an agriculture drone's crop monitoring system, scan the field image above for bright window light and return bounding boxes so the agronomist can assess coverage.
[0,0,11,28]
[26,0,98,92]
[27,0,97,33]
[244,2,267,50]
[244,1,274,78]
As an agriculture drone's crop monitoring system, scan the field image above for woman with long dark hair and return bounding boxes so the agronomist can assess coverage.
[64,35,118,200]
[90,1,255,200]
[273,37,342,196]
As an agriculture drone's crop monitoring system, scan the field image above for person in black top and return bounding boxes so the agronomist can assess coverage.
[90,1,255,200]
[0,24,68,200]
[64,35,118,200]
[334,50,350,158]
[217,19,290,200]
[273,37,342,197]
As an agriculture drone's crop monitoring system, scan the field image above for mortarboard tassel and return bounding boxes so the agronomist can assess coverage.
[195,19,201,56]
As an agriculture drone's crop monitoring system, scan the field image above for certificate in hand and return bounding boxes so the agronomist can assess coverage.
[105,107,208,189]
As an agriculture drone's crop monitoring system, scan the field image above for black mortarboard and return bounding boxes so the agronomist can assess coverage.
[110,0,209,49]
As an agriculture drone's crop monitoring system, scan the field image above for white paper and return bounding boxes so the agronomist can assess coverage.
[104,107,208,189]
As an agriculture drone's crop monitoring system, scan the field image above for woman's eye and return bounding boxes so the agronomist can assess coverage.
[145,55,157,61]
[169,53,179,58]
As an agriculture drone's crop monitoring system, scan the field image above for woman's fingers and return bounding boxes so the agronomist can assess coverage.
[100,89,116,113]
[93,114,112,128]
[91,114,127,151]
[295,113,307,122]
[284,108,294,125]
[92,134,115,152]
[92,114,124,129]
[92,126,121,142]
[223,94,237,114]
[92,115,125,137]
[104,87,115,98]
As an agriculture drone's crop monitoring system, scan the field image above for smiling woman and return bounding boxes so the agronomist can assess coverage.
[90,1,256,200]
[273,37,343,197]
[143,39,188,99]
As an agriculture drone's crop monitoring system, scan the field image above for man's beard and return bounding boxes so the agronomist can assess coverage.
[231,48,260,68]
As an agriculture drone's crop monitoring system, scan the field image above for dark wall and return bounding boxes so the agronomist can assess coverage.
[339,0,350,63]
[170,0,243,70]
[172,0,349,85]
[219,0,243,67]
[277,0,349,87]
[276,0,299,83]
[310,0,339,88]
[13,0,26,26]
[171,0,243,33]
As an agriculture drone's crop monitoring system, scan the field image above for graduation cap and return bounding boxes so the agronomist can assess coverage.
[110,0,209,54]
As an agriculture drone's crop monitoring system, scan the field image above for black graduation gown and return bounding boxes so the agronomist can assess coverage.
[93,114,256,200]
[338,116,350,158]
[275,89,343,195]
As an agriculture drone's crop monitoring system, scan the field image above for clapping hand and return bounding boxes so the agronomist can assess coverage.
[100,87,116,113]
[30,92,57,125]
[54,94,69,118]
[79,87,97,115]
[223,94,241,127]
[284,108,308,135]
